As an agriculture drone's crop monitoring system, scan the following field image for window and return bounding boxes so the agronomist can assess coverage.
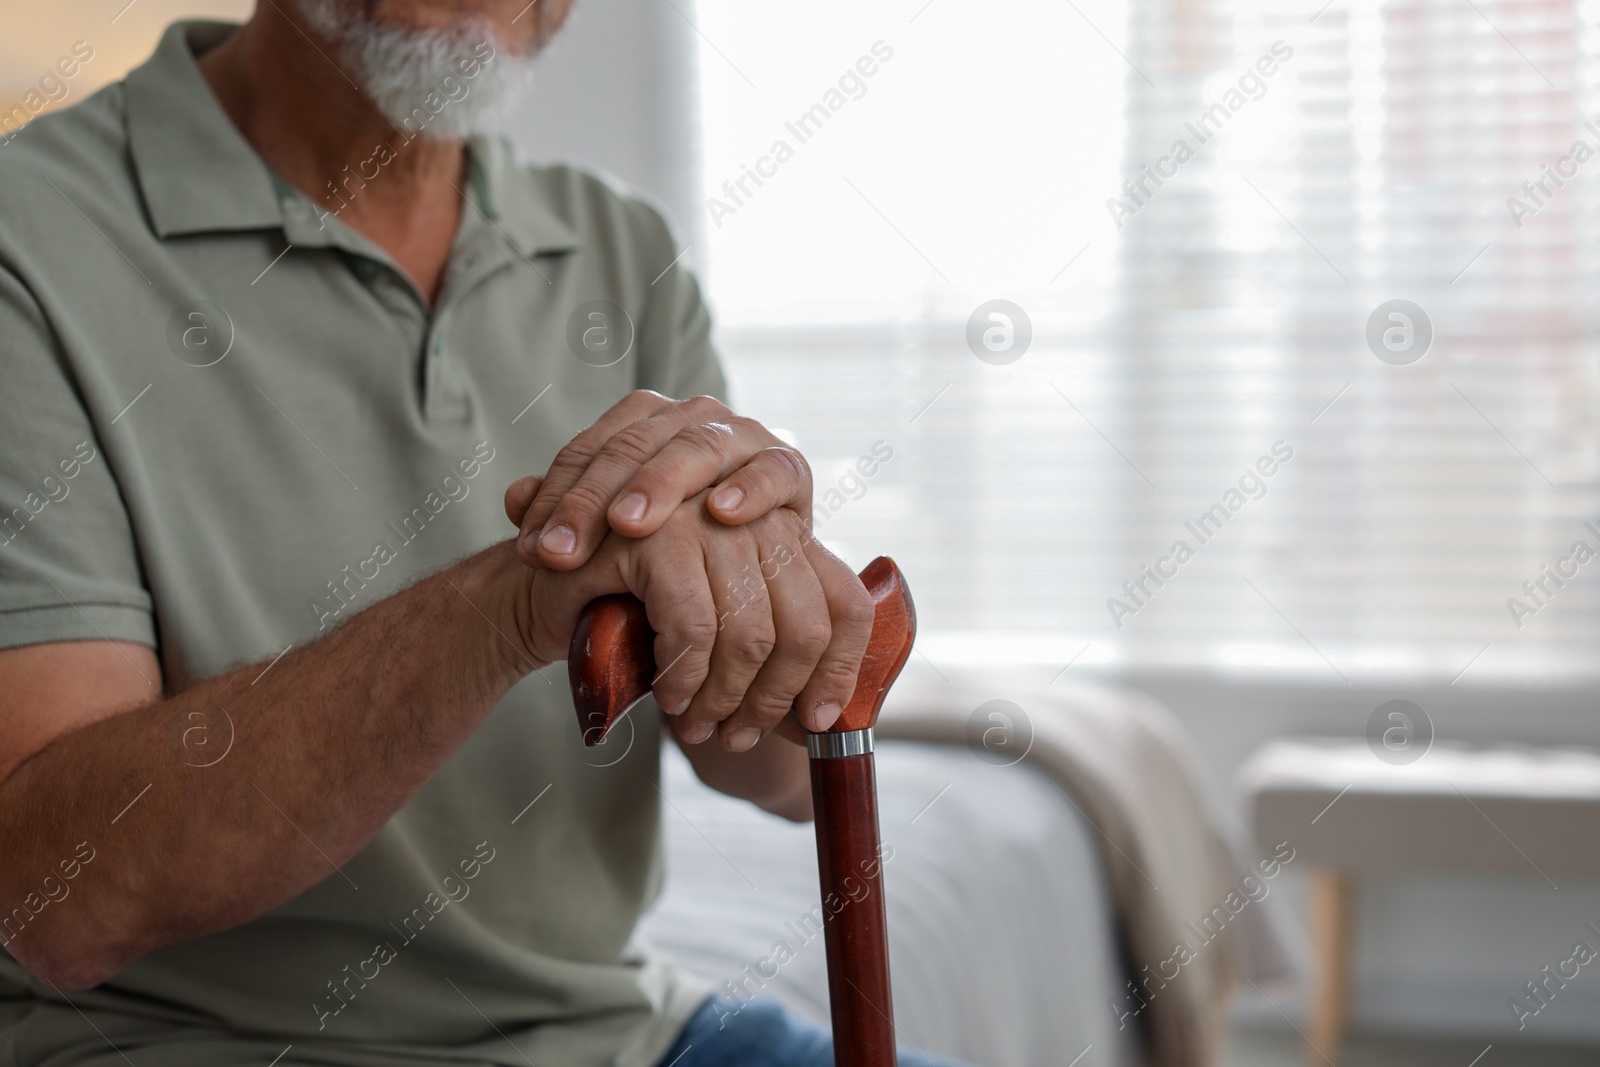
[695,0,1600,683]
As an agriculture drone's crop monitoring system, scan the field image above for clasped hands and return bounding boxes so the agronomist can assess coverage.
[500,391,873,754]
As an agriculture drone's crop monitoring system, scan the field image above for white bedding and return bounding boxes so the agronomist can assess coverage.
[639,739,1142,1067]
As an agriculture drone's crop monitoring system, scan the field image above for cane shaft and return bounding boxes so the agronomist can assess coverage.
[810,750,895,1067]
[568,555,916,1066]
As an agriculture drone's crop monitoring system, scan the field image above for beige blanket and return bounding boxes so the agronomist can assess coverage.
[876,664,1299,1067]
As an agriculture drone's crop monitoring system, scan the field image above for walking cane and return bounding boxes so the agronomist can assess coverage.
[569,556,916,1067]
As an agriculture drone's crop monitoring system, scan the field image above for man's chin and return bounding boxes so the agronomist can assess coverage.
[291,0,540,141]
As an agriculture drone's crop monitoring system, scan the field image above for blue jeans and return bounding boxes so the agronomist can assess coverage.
[657,993,971,1067]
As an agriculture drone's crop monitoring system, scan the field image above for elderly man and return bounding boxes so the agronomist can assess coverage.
[0,3,957,1065]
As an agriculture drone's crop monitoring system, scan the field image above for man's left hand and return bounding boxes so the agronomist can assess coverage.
[511,391,811,570]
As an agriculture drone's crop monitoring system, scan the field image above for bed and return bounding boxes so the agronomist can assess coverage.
[640,738,1144,1067]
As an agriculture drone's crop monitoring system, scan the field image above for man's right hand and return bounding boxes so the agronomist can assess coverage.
[502,479,874,750]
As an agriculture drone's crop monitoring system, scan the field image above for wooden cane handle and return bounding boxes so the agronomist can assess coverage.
[568,592,655,746]
[568,556,916,745]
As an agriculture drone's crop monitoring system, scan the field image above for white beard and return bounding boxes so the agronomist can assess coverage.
[295,0,543,140]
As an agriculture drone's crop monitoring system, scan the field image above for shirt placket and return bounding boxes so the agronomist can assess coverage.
[423,215,519,425]
[273,172,520,426]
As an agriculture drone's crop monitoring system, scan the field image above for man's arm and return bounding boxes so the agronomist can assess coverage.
[0,542,533,991]
[1,486,869,991]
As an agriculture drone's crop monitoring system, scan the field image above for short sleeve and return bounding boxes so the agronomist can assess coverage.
[625,199,729,405]
[0,264,154,651]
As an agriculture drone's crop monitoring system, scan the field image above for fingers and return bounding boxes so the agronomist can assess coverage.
[631,534,717,727]
[524,468,858,752]
[700,444,813,529]
[518,529,636,668]
[712,524,831,751]
[663,513,864,752]
[671,535,775,748]
[791,534,875,732]
[603,419,801,537]
[514,389,680,567]
[503,475,541,528]
[522,395,733,570]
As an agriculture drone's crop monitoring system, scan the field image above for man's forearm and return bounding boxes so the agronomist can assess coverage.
[0,541,535,989]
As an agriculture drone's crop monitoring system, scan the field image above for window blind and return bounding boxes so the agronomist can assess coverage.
[695,0,1600,683]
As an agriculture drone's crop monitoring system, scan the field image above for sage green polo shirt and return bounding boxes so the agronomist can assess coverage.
[0,20,725,1067]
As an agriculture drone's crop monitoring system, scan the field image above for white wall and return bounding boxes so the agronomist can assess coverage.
[502,0,705,264]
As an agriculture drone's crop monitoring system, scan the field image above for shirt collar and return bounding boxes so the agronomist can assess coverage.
[126,21,283,238]
[462,135,580,259]
[125,20,581,259]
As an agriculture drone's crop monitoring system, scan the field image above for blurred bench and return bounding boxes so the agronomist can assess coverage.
[1239,738,1600,1065]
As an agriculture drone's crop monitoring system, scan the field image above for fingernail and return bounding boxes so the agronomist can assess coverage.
[614,492,648,523]
[668,698,690,716]
[809,702,843,732]
[540,523,576,555]
[520,531,539,555]
[682,721,715,744]
[712,485,744,512]
[726,727,762,752]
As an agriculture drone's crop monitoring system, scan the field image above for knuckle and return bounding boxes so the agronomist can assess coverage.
[684,394,729,416]
[550,479,614,522]
[728,622,777,667]
[678,422,733,464]
[672,614,720,654]
[791,620,833,661]
[654,668,705,709]
[747,505,796,534]
[834,583,877,631]
[768,445,810,483]
[696,693,744,720]
[740,693,795,727]
[550,436,601,473]
[763,519,811,556]
[601,422,663,468]
[810,657,862,696]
